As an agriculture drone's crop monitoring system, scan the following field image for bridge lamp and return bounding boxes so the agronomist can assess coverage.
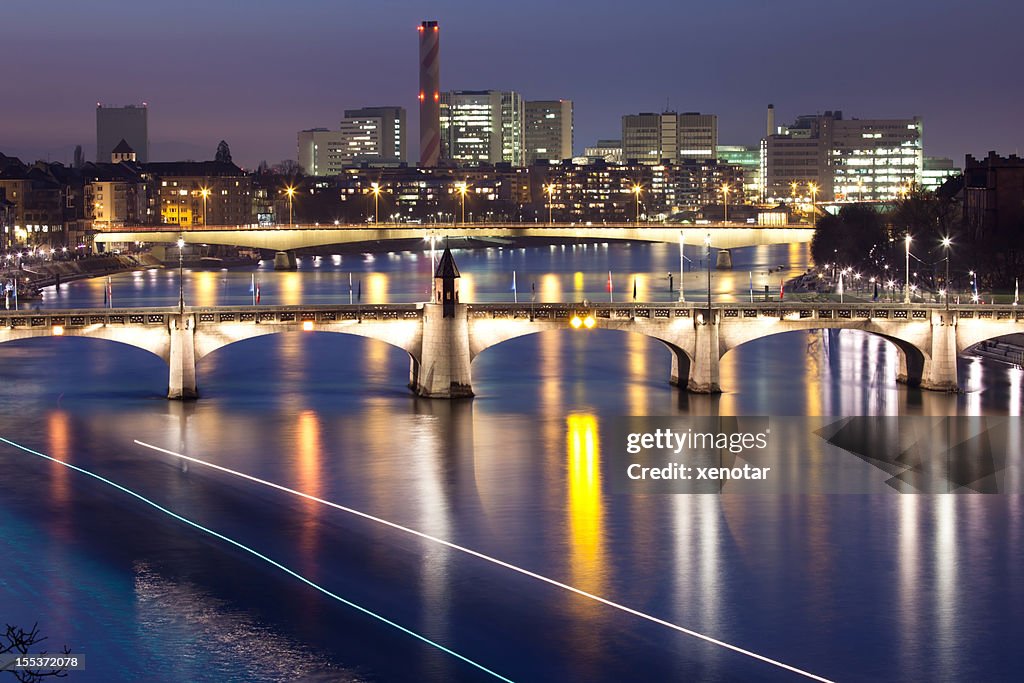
[284,185,297,225]
[940,236,952,310]
[177,237,186,313]
[570,315,583,329]
[52,325,64,336]
[808,182,818,216]
[903,234,912,304]
[583,315,596,329]
[455,182,468,225]
[302,320,314,332]
[544,184,556,224]
[370,183,381,225]
[199,187,211,226]
[631,184,643,225]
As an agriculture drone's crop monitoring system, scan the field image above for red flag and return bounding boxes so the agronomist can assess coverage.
[256,281,261,304]
[780,279,785,301]
[607,271,613,292]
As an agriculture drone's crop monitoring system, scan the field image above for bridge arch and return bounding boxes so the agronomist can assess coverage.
[0,325,171,363]
[718,322,932,387]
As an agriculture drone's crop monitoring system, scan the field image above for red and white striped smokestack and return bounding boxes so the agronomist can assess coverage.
[418,21,441,167]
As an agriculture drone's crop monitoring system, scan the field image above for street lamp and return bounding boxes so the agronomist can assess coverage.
[705,233,712,312]
[284,185,296,225]
[721,183,730,224]
[544,183,555,225]
[631,184,643,226]
[941,236,952,310]
[177,237,185,313]
[903,233,912,304]
[199,187,211,226]
[808,182,818,224]
[790,181,799,205]
[677,230,686,303]
[370,182,381,225]
[455,182,468,225]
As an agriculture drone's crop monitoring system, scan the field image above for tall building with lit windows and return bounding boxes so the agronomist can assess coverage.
[440,90,524,166]
[763,110,922,202]
[341,107,407,164]
[524,100,573,164]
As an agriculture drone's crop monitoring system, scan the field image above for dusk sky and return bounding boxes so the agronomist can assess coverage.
[4,0,1021,169]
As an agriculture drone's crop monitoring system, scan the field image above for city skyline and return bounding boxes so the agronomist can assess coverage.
[3,0,1022,168]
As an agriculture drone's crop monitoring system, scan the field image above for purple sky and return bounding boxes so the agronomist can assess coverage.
[4,0,1021,169]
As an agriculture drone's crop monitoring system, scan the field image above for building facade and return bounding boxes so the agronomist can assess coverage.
[341,106,407,164]
[677,112,718,160]
[763,110,923,202]
[524,100,573,164]
[962,152,1024,240]
[96,104,149,163]
[440,90,524,166]
[297,129,347,176]
[146,161,254,227]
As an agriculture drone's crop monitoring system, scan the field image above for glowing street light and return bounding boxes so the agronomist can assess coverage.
[704,233,712,312]
[544,183,555,225]
[631,184,643,226]
[790,181,799,204]
[941,236,952,310]
[177,237,186,313]
[370,182,381,225]
[903,233,912,304]
[284,185,297,225]
[721,183,730,224]
[199,187,211,226]
[808,182,819,224]
[455,181,468,225]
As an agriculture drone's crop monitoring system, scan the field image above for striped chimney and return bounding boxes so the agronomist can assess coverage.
[418,21,441,167]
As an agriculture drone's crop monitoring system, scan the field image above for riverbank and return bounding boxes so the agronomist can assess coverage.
[3,254,163,289]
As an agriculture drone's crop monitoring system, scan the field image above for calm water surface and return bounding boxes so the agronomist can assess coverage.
[1,243,1022,681]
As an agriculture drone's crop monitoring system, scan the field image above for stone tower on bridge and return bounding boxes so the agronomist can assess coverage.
[434,244,460,318]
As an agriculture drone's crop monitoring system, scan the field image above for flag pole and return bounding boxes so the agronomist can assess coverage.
[513,270,517,303]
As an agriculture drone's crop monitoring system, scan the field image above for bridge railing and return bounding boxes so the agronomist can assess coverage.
[93,222,811,233]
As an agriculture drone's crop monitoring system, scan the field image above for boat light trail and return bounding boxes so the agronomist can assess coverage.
[0,436,513,683]
[135,439,834,682]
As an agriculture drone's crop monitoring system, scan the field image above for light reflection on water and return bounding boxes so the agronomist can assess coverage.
[1,243,1023,681]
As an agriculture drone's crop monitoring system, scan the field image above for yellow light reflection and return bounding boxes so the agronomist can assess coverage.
[630,273,649,301]
[279,271,303,306]
[540,273,561,303]
[365,272,389,304]
[573,271,584,298]
[48,411,71,511]
[626,333,649,415]
[295,409,323,561]
[192,270,219,307]
[458,272,475,303]
[566,414,604,594]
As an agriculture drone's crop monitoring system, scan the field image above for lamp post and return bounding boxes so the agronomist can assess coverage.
[284,185,296,225]
[678,230,686,303]
[808,182,818,225]
[632,184,643,226]
[790,181,799,206]
[903,234,912,303]
[177,237,185,313]
[705,233,712,311]
[200,187,210,226]
[941,236,952,310]
[371,182,381,225]
[721,183,730,224]
[544,183,555,225]
[455,182,467,226]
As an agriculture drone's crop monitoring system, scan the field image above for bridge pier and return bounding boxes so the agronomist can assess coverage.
[921,310,959,391]
[410,303,474,398]
[168,313,198,399]
[273,251,298,270]
[715,248,733,270]
[688,310,722,393]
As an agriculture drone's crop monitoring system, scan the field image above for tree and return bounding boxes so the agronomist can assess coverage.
[214,140,232,164]
[272,159,304,178]
[811,204,889,267]
[1,623,70,682]
[72,145,84,169]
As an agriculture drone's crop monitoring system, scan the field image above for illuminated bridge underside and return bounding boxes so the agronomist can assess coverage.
[1,303,1020,399]
[93,223,814,251]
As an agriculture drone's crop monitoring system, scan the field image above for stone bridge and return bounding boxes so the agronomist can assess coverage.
[1,302,1022,399]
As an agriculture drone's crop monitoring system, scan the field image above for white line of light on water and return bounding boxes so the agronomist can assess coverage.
[0,436,513,683]
[134,439,834,682]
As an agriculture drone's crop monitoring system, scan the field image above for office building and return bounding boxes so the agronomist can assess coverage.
[622,112,676,164]
[717,145,761,202]
[341,106,407,164]
[96,103,149,163]
[297,129,347,176]
[763,110,923,202]
[922,156,959,193]
[678,113,718,160]
[440,90,524,166]
[524,100,573,164]
[584,139,623,165]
